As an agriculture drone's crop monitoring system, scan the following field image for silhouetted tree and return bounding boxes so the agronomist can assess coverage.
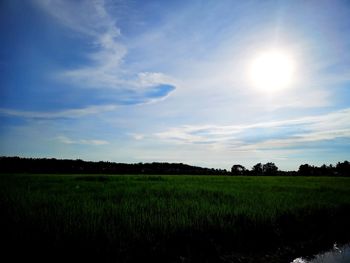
[319,164,330,176]
[252,163,263,175]
[298,164,313,176]
[231,164,246,175]
[262,162,278,175]
[336,161,350,176]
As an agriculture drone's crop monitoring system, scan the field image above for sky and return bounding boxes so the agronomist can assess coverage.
[0,0,350,171]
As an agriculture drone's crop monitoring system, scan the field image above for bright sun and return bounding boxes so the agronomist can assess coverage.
[250,49,295,92]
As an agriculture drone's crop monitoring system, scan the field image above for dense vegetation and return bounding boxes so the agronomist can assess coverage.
[232,161,350,176]
[1,174,350,262]
[0,156,228,175]
[1,156,349,176]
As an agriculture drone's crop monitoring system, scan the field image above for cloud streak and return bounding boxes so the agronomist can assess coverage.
[0,105,117,119]
[155,108,350,150]
[56,135,108,146]
[34,0,176,100]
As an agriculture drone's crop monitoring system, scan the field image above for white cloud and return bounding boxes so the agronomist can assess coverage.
[56,135,108,145]
[154,108,350,149]
[129,133,145,140]
[0,105,117,119]
[35,0,175,92]
[136,72,176,88]
[34,0,116,37]
[238,129,350,151]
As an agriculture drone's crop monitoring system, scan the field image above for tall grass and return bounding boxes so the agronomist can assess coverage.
[1,174,350,262]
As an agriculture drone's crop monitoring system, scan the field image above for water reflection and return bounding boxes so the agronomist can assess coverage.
[292,243,350,263]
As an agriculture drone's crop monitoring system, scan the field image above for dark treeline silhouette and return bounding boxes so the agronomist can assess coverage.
[231,161,350,176]
[231,162,289,176]
[0,156,228,175]
[0,156,349,176]
[297,161,350,176]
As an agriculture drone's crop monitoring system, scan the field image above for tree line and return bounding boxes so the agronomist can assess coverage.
[0,156,349,176]
[0,156,228,175]
[231,161,350,176]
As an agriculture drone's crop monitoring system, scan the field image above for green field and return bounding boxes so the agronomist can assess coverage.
[1,174,350,262]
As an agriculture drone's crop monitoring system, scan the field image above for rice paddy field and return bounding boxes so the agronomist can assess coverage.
[1,174,350,262]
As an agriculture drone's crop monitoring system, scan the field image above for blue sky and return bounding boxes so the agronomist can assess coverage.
[1,0,350,170]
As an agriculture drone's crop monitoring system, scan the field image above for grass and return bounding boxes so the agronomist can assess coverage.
[1,174,350,262]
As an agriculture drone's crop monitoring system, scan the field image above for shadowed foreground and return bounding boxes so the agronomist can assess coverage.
[1,174,350,262]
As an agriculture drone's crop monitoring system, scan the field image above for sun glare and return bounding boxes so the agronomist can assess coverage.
[250,49,295,92]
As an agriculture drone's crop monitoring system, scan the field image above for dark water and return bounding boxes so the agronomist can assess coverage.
[291,243,350,263]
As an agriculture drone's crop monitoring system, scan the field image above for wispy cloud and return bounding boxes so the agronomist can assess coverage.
[238,129,350,152]
[0,105,117,119]
[129,133,145,141]
[34,0,176,100]
[155,108,350,150]
[56,135,108,145]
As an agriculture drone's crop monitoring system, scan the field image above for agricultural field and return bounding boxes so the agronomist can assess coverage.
[1,174,350,262]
